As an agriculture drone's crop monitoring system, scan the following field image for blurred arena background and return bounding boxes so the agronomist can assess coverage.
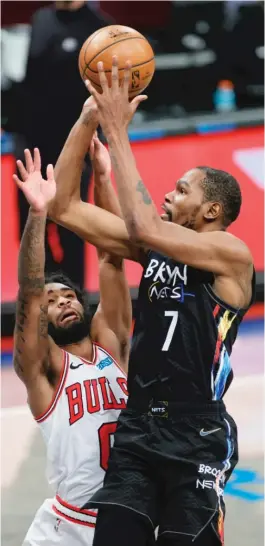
[1,1,264,545]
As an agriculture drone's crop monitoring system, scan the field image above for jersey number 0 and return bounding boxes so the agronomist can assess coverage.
[98,421,117,471]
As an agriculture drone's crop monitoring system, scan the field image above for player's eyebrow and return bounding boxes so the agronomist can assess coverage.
[47,287,72,295]
[176,180,190,189]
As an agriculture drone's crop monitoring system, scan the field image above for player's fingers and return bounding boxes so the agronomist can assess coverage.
[89,139,95,158]
[46,164,54,181]
[12,174,24,190]
[131,94,148,111]
[24,149,34,173]
[33,148,41,171]
[97,62,109,93]
[111,56,119,92]
[123,60,132,95]
[16,159,28,181]
[94,136,101,149]
[85,80,101,102]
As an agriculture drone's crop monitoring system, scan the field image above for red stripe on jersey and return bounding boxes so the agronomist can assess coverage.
[52,505,96,528]
[212,304,222,366]
[213,333,223,366]
[79,343,98,366]
[213,304,220,318]
[56,495,97,517]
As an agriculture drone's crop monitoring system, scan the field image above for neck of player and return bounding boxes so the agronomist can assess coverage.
[61,336,94,361]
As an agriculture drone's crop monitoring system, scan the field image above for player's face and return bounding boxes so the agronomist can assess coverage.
[45,283,90,346]
[45,283,84,326]
[161,169,207,229]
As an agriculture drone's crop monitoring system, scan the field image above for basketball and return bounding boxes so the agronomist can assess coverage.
[78,25,155,99]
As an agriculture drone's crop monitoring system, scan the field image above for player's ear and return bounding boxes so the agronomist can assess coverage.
[203,202,222,222]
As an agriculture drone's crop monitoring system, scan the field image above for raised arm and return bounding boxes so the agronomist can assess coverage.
[89,136,131,371]
[50,97,98,213]
[86,59,253,293]
[13,149,62,417]
[48,99,142,263]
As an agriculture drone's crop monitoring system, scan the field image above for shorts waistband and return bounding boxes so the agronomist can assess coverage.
[126,397,226,417]
[52,495,97,527]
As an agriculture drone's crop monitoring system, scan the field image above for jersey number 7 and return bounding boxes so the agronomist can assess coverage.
[162,311,179,351]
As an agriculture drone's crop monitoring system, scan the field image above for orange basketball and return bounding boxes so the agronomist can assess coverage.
[78,25,155,99]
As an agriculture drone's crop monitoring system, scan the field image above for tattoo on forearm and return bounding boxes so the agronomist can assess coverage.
[14,213,48,376]
[14,292,28,374]
[136,180,152,205]
[15,294,27,337]
[82,111,97,128]
[14,353,24,375]
[39,304,48,338]
[18,214,46,292]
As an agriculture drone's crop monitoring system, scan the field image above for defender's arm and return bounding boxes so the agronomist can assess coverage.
[90,137,132,371]
[13,150,62,417]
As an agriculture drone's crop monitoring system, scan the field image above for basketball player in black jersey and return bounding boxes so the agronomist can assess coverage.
[49,60,255,546]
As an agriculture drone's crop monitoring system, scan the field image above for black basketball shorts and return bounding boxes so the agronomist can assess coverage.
[85,399,238,545]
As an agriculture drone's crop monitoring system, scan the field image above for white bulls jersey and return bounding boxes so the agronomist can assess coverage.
[34,343,128,526]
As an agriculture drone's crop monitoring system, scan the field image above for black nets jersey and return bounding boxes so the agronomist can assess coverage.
[128,250,255,402]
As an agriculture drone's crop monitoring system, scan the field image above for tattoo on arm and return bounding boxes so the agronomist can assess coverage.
[136,180,152,205]
[14,292,28,374]
[14,212,48,377]
[81,110,97,128]
[39,304,48,339]
[18,214,46,289]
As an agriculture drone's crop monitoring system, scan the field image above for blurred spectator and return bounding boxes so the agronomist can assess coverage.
[222,1,264,108]
[14,0,111,286]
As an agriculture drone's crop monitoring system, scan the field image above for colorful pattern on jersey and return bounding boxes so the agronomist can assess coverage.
[212,305,237,400]
[216,417,235,545]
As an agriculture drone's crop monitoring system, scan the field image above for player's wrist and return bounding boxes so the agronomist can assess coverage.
[29,207,48,217]
[105,126,128,146]
[93,171,111,185]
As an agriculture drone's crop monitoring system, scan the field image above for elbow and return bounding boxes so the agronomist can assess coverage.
[128,231,145,246]
[48,200,67,222]
[99,253,123,270]
[126,217,154,247]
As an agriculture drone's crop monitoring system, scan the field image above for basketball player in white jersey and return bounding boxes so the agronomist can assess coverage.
[13,137,131,546]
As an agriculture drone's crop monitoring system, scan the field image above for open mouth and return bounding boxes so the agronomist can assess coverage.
[59,310,79,326]
[161,204,172,222]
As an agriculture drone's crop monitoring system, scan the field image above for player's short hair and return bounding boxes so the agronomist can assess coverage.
[45,271,89,310]
[197,166,242,227]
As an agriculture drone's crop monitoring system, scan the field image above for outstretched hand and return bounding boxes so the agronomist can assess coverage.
[85,56,148,139]
[13,148,56,213]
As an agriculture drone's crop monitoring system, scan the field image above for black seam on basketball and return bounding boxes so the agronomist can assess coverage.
[83,75,102,90]
[88,56,155,75]
[81,29,106,80]
[83,74,101,88]
[87,37,149,70]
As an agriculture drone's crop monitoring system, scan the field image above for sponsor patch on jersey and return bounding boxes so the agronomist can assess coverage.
[96,355,113,370]
[148,400,168,418]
